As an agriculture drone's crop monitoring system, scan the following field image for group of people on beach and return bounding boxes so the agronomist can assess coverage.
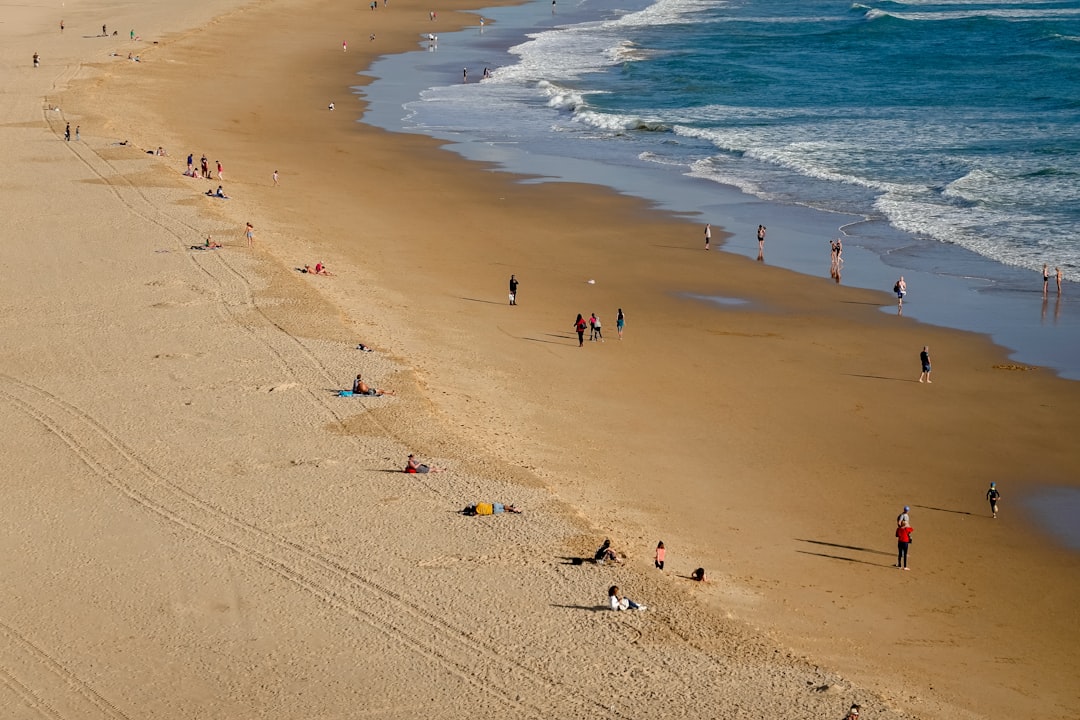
[571,310,625,346]
[1043,263,1064,297]
[893,483,1001,570]
[595,537,708,612]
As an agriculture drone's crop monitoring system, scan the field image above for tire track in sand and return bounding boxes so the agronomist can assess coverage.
[0,374,628,719]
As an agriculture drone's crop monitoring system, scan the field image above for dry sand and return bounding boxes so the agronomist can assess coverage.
[3,0,1079,718]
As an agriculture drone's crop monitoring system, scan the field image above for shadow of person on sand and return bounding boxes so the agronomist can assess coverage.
[550,603,609,613]
[912,503,975,516]
[797,550,893,568]
[798,538,893,557]
[558,556,597,566]
[457,296,504,305]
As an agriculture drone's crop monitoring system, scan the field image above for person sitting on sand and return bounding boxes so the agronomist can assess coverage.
[845,704,861,719]
[462,502,521,515]
[314,262,333,276]
[691,567,707,582]
[594,538,619,565]
[608,585,646,611]
[405,453,444,474]
[205,186,229,199]
[352,374,395,397]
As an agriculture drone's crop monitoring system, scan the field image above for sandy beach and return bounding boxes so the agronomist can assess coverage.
[3,0,1079,718]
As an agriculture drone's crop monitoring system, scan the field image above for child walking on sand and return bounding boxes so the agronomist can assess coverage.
[655,541,665,570]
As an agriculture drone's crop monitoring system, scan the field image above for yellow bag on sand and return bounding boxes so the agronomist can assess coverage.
[475,502,494,516]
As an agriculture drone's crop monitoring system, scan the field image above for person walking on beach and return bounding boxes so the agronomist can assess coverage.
[463,67,468,82]
[273,169,279,186]
[704,223,711,251]
[757,224,766,253]
[75,126,80,141]
[574,313,587,347]
[593,314,604,342]
[616,308,625,339]
[244,222,254,248]
[216,160,223,181]
[64,123,70,142]
[343,39,348,52]
[895,276,907,314]
[919,346,932,383]
[200,154,208,179]
[588,313,598,341]
[509,274,518,305]
[897,506,910,527]
[986,482,1001,519]
[654,541,665,570]
[1056,267,1063,296]
[896,520,913,570]
[1043,264,1050,297]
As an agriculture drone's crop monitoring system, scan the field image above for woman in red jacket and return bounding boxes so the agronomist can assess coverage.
[896,521,913,570]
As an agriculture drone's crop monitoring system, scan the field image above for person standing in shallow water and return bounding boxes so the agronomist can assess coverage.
[1043,263,1050,297]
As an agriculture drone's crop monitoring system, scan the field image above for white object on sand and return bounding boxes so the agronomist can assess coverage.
[587,279,596,284]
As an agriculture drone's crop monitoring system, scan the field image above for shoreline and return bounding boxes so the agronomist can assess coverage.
[357,4,1080,381]
[5,0,1080,717]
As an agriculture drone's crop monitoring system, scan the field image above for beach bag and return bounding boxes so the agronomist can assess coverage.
[475,502,494,516]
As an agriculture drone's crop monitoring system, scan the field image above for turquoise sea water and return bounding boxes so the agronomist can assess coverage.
[359,0,1080,376]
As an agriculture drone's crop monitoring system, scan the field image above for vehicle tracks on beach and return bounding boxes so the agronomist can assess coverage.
[0,375,629,718]
[0,619,131,720]
[47,116,413,483]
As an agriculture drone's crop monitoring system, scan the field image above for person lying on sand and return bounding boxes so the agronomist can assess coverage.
[313,262,333,276]
[352,374,395,396]
[594,538,619,565]
[205,186,229,199]
[461,502,521,515]
[190,234,222,250]
[405,454,444,474]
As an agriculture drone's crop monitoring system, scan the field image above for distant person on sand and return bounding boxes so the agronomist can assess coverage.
[64,123,70,141]
[328,101,335,111]
[895,276,907,314]
[704,223,711,251]
[616,308,625,339]
[1056,266,1063,295]
[1043,263,1050,297]
[986,482,1001,519]
[897,506,910,527]
[574,313,587,347]
[405,454,444,473]
[352,374,394,396]
[589,313,598,341]
[273,169,279,186]
[896,520,913,570]
[654,541,665,570]
[244,222,254,247]
[608,585,646,611]
[313,262,333,276]
[691,567,707,582]
[216,160,223,180]
[75,126,80,141]
[593,314,604,342]
[509,274,518,305]
[919,346,932,383]
[845,704,861,719]
[33,52,40,68]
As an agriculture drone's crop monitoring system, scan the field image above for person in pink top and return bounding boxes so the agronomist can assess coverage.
[654,541,665,570]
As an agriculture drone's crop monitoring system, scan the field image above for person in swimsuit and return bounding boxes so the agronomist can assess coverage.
[757,224,766,253]
[352,374,394,396]
[1055,266,1063,296]
[1043,264,1050,297]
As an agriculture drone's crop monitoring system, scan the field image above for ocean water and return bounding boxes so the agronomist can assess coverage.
[358,0,1080,377]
